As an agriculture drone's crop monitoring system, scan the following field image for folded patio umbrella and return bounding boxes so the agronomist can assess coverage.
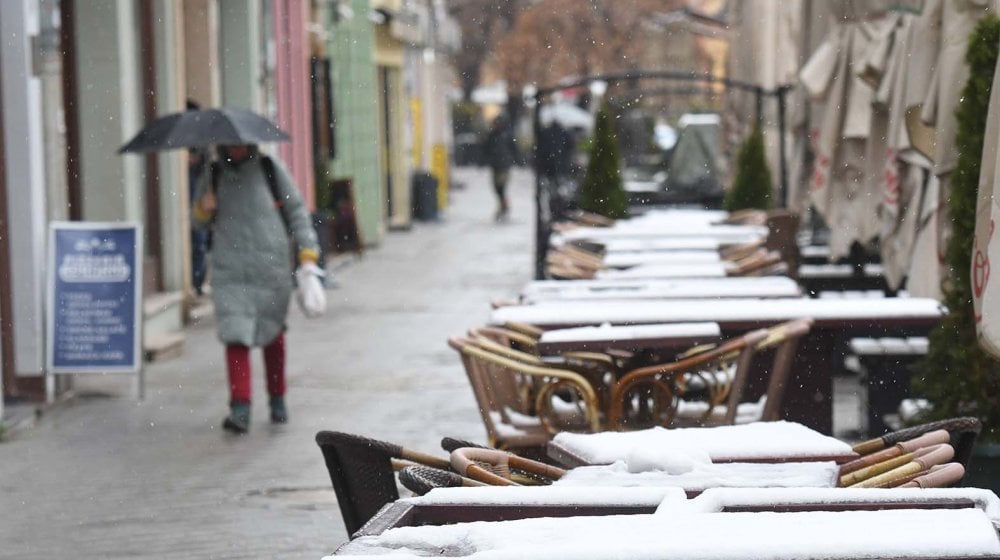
[118,106,290,153]
[920,0,989,178]
[972,41,1000,358]
[800,21,879,261]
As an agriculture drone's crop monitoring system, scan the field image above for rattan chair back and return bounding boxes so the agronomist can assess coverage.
[852,417,983,469]
[749,318,813,423]
[314,431,450,537]
[609,329,767,430]
[450,447,567,486]
[397,465,486,496]
[449,336,602,449]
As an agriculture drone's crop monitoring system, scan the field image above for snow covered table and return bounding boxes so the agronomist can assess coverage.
[799,263,889,294]
[521,277,802,303]
[546,422,857,467]
[335,507,1000,559]
[557,223,769,244]
[491,298,944,433]
[595,262,730,279]
[601,250,722,268]
[536,322,722,354]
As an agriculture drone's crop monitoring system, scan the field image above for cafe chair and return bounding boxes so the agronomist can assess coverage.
[448,336,602,453]
[763,209,802,277]
[725,248,786,277]
[469,326,621,409]
[841,442,956,489]
[545,246,604,279]
[851,416,982,469]
[608,329,765,430]
[470,325,541,355]
[397,465,486,496]
[897,463,967,488]
[721,208,768,225]
[481,323,635,375]
[314,431,451,537]
[718,239,766,262]
[672,318,813,427]
[441,436,490,454]
[504,321,545,339]
[568,209,616,228]
[609,319,813,430]
[450,447,567,486]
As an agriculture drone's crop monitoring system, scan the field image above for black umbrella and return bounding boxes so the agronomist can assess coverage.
[119,106,290,154]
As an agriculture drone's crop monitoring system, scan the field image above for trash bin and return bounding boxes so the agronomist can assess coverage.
[412,172,439,221]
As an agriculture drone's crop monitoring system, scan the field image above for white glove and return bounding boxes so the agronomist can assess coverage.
[295,262,327,318]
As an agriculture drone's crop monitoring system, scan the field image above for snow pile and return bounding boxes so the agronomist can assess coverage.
[554,460,839,491]
[688,487,1000,520]
[624,446,712,474]
[330,508,1000,559]
[490,297,944,327]
[403,486,685,508]
[551,422,855,464]
[538,322,721,344]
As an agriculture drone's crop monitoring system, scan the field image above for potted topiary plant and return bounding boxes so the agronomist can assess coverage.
[724,124,774,212]
[578,103,629,220]
[915,13,1000,491]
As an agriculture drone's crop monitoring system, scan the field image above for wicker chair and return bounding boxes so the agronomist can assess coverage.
[450,447,567,486]
[763,210,801,277]
[725,248,786,277]
[608,329,765,430]
[314,431,451,537]
[851,416,982,469]
[397,465,486,496]
[842,442,956,489]
[608,319,813,430]
[441,436,490,453]
[672,318,813,427]
[469,326,621,410]
[449,336,602,452]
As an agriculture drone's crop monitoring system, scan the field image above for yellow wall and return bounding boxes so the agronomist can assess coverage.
[374,26,404,67]
[370,0,401,11]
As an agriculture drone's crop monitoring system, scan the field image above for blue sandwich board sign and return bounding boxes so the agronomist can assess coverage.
[46,222,143,377]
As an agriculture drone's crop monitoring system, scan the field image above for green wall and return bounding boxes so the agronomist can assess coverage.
[328,0,384,245]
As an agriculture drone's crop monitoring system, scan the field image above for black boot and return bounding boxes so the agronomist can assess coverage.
[269,395,288,424]
[222,401,251,434]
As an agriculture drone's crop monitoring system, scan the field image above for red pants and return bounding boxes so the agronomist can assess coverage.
[226,333,285,403]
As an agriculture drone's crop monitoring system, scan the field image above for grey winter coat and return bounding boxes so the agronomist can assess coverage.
[195,156,318,347]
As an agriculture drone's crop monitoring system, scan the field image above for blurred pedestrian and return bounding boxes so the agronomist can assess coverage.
[537,120,573,184]
[186,100,211,296]
[193,143,323,434]
[189,146,211,296]
[483,112,519,221]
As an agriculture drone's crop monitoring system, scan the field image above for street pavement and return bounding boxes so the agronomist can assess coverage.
[0,166,863,559]
[0,166,536,559]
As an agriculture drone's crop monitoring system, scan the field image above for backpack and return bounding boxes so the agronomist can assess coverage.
[210,155,289,231]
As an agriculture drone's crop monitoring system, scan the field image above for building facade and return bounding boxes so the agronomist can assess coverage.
[0,0,458,406]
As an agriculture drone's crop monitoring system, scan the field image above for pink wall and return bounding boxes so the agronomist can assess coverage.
[271,0,314,210]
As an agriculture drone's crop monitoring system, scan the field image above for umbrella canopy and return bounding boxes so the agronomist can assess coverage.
[119,107,290,154]
[539,102,593,131]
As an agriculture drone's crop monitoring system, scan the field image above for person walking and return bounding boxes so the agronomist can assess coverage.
[186,100,211,296]
[189,146,211,296]
[537,120,572,185]
[483,112,519,221]
[193,143,322,434]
